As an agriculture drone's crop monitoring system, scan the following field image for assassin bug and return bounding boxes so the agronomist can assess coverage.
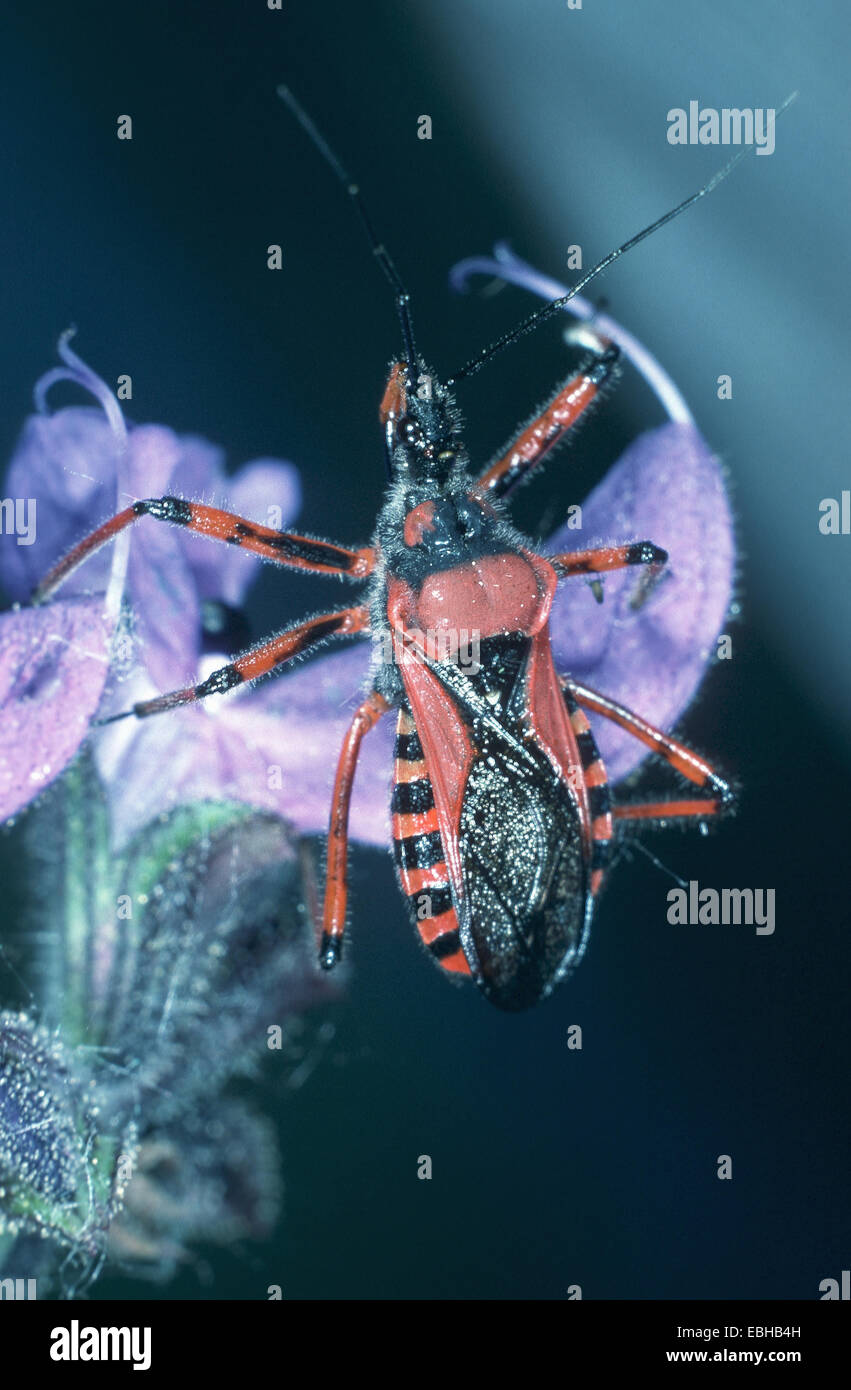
[30,88,778,1012]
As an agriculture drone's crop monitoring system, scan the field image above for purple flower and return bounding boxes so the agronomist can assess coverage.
[2,278,733,840]
[0,335,129,824]
[98,643,393,851]
[546,421,732,778]
[0,334,302,830]
[451,245,734,780]
[1,337,301,694]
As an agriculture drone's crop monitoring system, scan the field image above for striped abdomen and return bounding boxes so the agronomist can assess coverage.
[391,710,470,978]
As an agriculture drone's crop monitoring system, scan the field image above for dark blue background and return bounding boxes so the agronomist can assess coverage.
[0,1,848,1299]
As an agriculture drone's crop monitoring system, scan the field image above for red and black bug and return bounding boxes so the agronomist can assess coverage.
[31,86,743,1011]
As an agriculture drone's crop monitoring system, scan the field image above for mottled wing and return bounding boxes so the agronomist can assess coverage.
[458,734,590,1011]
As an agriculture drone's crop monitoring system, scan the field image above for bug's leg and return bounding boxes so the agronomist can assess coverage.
[613,799,727,824]
[320,689,392,969]
[564,678,734,812]
[550,541,667,578]
[98,606,370,723]
[550,541,667,603]
[474,345,620,499]
[31,498,375,604]
[564,690,613,898]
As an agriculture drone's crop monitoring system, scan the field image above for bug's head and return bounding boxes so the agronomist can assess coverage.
[380,361,465,486]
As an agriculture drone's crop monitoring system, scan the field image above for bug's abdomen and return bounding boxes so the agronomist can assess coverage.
[392,710,471,978]
[458,739,588,1011]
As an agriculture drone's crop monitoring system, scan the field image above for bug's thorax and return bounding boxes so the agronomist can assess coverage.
[376,360,562,659]
[386,548,556,644]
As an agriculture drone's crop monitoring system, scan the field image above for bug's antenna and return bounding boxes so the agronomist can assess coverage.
[277,83,419,390]
[448,92,798,384]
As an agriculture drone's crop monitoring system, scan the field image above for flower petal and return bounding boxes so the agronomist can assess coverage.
[0,598,112,822]
[548,422,734,781]
[120,425,201,691]
[240,644,393,846]
[0,408,126,602]
[179,455,302,607]
[98,643,392,851]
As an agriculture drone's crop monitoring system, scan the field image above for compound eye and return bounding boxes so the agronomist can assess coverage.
[395,414,420,445]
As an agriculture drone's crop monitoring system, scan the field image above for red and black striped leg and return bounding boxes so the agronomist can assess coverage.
[551,541,667,578]
[98,605,370,724]
[474,345,619,499]
[565,677,734,813]
[564,691,613,899]
[31,498,375,603]
[613,799,727,825]
[551,541,667,604]
[320,690,392,969]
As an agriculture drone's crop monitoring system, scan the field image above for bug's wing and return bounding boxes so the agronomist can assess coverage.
[456,741,589,1011]
[398,628,592,1010]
